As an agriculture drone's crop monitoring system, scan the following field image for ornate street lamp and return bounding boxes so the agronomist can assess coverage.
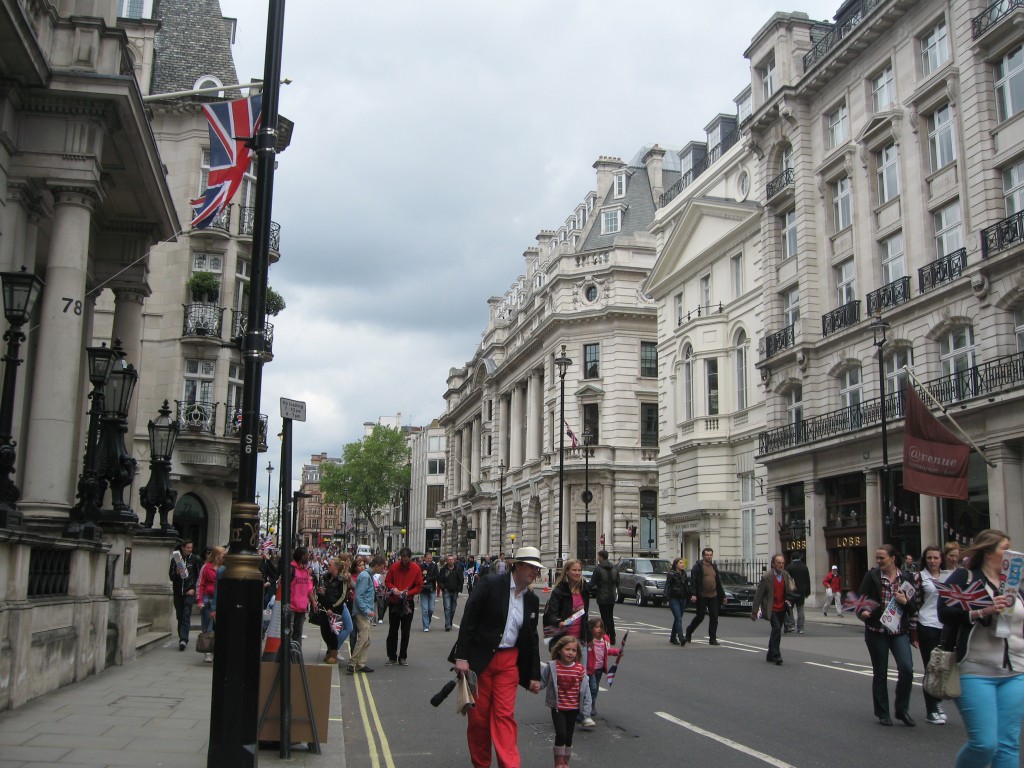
[140,400,179,530]
[497,459,506,555]
[67,340,122,538]
[0,267,43,529]
[554,344,572,572]
[96,356,139,523]
[581,431,593,564]
[872,312,891,543]
[642,507,656,551]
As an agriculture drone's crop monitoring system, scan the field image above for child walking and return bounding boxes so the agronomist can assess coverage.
[541,635,592,767]
[584,618,620,726]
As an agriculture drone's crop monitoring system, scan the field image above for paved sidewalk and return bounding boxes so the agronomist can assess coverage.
[0,631,346,768]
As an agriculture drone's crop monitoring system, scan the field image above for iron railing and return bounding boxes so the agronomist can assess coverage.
[182,303,224,338]
[918,248,966,294]
[766,167,795,199]
[717,558,770,585]
[822,300,860,337]
[758,350,1024,454]
[230,309,275,354]
[826,509,867,529]
[659,128,740,208]
[866,277,910,316]
[176,400,218,435]
[208,205,230,233]
[981,210,1024,258]
[224,410,270,450]
[803,0,886,71]
[973,0,1024,37]
[238,206,282,251]
[28,548,71,597]
[677,302,724,326]
[765,324,796,358]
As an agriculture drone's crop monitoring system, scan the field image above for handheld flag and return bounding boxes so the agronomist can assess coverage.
[902,382,970,500]
[190,94,262,229]
[842,592,880,615]
[935,580,994,611]
[544,607,586,637]
[606,629,629,686]
[564,421,579,449]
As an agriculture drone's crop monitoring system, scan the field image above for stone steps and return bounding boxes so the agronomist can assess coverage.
[134,621,171,654]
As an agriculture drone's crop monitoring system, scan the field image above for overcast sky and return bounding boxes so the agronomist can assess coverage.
[213,0,841,497]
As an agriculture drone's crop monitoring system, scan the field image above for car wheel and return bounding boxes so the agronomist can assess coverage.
[635,586,648,607]
[616,588,625,604]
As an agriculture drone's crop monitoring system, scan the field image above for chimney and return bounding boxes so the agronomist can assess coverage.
[643,145,667,202]
[593,156,625,201]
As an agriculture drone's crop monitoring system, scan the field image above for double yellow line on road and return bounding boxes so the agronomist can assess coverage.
[352,671,396,767]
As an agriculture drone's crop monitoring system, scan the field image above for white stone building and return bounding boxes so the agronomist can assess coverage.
[408,419,445,556]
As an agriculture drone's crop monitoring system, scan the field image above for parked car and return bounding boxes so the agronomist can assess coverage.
[615,557,672,606]
[718,570,757,614]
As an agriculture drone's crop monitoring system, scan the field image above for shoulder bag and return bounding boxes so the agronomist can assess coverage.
[923,624,961,699]
[196,630,215,653]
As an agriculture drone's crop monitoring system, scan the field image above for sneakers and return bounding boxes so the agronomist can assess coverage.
[581,717,596,727]
[385,659,397,666]
[423,627,430,632]
[935,705,947,723]
[204,653,213,663]
[669,638,680,645]
[398,658,408,666]
[358,665,374,673]
[926,712,945,725]
[179,640,187,651]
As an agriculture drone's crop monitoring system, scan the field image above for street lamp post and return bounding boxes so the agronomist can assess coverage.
[95,356,139,524]
[139,400,180,530]
[628,521,637,557]
[872,313,891,543]
[643,508,655,551]
[554,344,572,574]
[0,268,43,529]
[266,461,274,537]
[498,459,506,556]
[581,431,593,564]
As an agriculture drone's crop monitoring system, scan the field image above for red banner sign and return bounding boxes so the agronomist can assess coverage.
[902,383,969,500]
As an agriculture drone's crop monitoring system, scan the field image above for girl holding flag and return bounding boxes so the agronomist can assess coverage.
[939,529,1024,768]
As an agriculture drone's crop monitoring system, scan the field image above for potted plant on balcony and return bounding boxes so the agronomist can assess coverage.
[266,286,286,316]
[186,271,220,304]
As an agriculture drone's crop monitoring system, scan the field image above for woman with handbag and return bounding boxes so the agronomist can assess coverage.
[939,529,1024,767]
[666,557,691,646]
[317,557,353,664]
[915,545,951,724]
[196,546,225,663]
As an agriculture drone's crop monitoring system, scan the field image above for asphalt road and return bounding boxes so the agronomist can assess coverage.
[337,601,969,767]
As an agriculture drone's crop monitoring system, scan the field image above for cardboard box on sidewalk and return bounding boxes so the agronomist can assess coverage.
[257,662,332,743]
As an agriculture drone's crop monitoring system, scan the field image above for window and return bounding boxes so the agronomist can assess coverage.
[583,343,600,379]
[872,65,895,112]
[1004,159,1024,215]
[781,210,798,260]
[783,286,800,327]
[428,435,447,452]
[682,345,694,421]
[240,159,256,210]
[640,341,658,378]
[921,21,949,76]
[741,507,756,562]
[601,210,621,234]
[640,403,658,447]
[940,325,976,400]
[585,285,598,302]
[827,104,849,148]
[234,258,250,312]
[706,359,719,416]
[877,143,900,204]
[996,46,1024,123]
[192,252,223,276]
[120,0,144,18]
[836,258,857,305]
[934,201,962,256]
[183,358,215,404]
[885,347,913,394]
[787,387,803,426]
[428,458,446,475]
[583,403,599,444]
[929,105,956,171]
[761,56,777,100]
[737,90,753,123]
[700,274,712,308]
[833,176,852,231]
[1016,308,1024,352]
[227,363,242,430]
[674,292,684,326]
[840,368,862,409]
[732,253,744,298]
[881,233,906,284]
[614,173,627,198]
[736,331,748,411]
[780,145,793,173]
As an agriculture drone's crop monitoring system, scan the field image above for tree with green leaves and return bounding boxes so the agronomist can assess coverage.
[320,424,411,550]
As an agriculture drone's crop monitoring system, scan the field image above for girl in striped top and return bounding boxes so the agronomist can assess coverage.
[541,635,592,767]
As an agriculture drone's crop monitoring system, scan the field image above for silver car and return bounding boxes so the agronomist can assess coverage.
[615,557,672,607]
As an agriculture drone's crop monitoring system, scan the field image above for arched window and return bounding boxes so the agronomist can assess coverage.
[735,331,748,410]
[682,344,694,421]
[939,325,976,401]
[193,75,223,97]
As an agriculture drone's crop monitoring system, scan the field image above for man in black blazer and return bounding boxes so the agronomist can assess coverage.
[451,546,543,768]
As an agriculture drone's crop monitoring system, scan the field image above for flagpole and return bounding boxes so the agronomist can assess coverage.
[903,366,996,468]
[207,1,288,766]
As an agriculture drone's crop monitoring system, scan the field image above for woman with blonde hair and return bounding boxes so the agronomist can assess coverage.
[940,529,1024,767]
[543,559,592,658]
[317,556,353,664]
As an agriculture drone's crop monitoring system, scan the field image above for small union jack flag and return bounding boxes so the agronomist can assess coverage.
[842,592,880,615]
[191,95,262,229]
[564,421,578,449]
[329,613,345,635]
[259,535,274,555]
[606,629,629,687]
[935,580,994,611]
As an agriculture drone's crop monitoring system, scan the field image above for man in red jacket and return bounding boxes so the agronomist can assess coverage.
[384,547,423,665]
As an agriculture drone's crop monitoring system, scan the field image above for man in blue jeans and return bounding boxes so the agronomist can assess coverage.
[439,554,464,631]
[420,552,439,631]
[169,540,202,651]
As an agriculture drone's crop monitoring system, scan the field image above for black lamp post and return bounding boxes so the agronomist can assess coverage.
[96,357,139,523]
[554,344,572,572]
[872,313,891,543]
[140,400,179,530]
[643,507,656,551]
[0,268,43,529]
[581,431,593,564]
[266,461,274,537]
[498,459,506,555]
[628,521,637,557]
[67,340,122,538]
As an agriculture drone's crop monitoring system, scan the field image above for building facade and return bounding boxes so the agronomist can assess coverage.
[408,419,445,556]
[297,453,342,548]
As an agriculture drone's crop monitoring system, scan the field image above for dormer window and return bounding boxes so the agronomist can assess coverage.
[193,75,224,97]
[735,86,753,123]
[601,209,622,235]
[761,55,777,101]
[613,173,627,199]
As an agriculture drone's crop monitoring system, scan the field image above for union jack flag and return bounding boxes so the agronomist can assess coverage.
[259,534,274,555]
[190,95,262,229]
[935,580,994,611]
[606,629,629,687]
[842,592,880,615]
[329,613,345,635]
[564,421,578,449]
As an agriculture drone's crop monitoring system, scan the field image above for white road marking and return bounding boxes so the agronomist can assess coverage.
[805,661,922,686]
[656,712,797,768]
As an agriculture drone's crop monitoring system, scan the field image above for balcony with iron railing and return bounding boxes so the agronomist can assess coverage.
[238,206,282,252]
[865,277,910,316]
[224,410,270,452]
[821,300,860,337]
[176,400,218,435]
[659,128,741,208]
[758,350,1024,455]
[766,167,795,200]
[230,309,275,356]
[981,210,1024,258]
[182,304,224,338]
[764,324,796,358]
[676,302,724,327]
[919,248,966,294]
[973,0,1024,38]
[803,0,886,71]
[208,205,231,234]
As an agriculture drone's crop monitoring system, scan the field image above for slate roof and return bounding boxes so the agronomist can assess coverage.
[151,0,240,96]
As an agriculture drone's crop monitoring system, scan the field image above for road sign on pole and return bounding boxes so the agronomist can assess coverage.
[280,398,306,422]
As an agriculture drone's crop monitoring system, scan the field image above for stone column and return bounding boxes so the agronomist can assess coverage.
[461,423,472,492]
[526,372,541,463]
[479,507,489,556]
[21,189,95,525]
[805,484,826,606]
[453,431,463,496]
[987,443,1023,545]
[470,418,480,482]
[111,286,147,455]
[602,483,613,552]
[498,394,509,469]
[866,471,881,557]
[918,494,938,550]
[509,384,521,470]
